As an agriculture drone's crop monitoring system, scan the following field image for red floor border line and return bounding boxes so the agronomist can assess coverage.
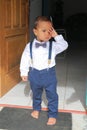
[0,104,87,115]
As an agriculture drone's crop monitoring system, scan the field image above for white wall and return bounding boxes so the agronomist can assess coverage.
[29,0,42,40]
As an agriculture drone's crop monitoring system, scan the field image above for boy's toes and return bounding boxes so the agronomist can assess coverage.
[47,118,56,125]
[31,110,39,119]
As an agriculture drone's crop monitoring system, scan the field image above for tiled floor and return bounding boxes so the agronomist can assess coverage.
[0,43,87,130]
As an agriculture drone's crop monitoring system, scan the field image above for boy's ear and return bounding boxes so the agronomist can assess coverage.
[33,28,37,36]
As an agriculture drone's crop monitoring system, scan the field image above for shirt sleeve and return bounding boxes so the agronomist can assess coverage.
[53,35,68,55]
[20,43,30,76]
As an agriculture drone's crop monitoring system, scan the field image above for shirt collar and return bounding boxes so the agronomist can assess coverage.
[34,38,46,44]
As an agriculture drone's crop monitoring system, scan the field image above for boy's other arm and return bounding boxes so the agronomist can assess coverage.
[20,44,30,81]
[21,76,28,81]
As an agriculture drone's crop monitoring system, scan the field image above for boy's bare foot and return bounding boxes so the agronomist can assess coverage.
[47,118,57,125]
[31,110,39,119]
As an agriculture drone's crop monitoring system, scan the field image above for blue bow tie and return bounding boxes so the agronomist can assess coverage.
[35,42,47,48]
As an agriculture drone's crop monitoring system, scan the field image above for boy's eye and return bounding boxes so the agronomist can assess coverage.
[42,30,46,32]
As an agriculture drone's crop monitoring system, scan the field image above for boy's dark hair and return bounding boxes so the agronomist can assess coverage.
[33,16,52,29]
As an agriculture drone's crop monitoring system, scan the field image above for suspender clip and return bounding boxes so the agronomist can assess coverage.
[48,59,51,65]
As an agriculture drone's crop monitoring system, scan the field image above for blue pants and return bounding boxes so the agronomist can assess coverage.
[29,66,58,118]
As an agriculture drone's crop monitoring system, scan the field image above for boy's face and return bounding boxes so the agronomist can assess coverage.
[33,21,53,42]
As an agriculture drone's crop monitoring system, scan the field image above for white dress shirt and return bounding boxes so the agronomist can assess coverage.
[20,35,68,76]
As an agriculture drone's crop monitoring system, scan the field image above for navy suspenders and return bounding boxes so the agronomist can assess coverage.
[30,41,33,64]
[30,40,52,66]
[48,40,52,65]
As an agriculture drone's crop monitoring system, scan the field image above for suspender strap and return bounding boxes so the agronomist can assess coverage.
[30,40,52,65]
[30,41,33,63]
[48,40,52,65]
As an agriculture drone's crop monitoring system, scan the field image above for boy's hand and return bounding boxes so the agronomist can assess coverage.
[50,27,58,38]
[21,76,28,81]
